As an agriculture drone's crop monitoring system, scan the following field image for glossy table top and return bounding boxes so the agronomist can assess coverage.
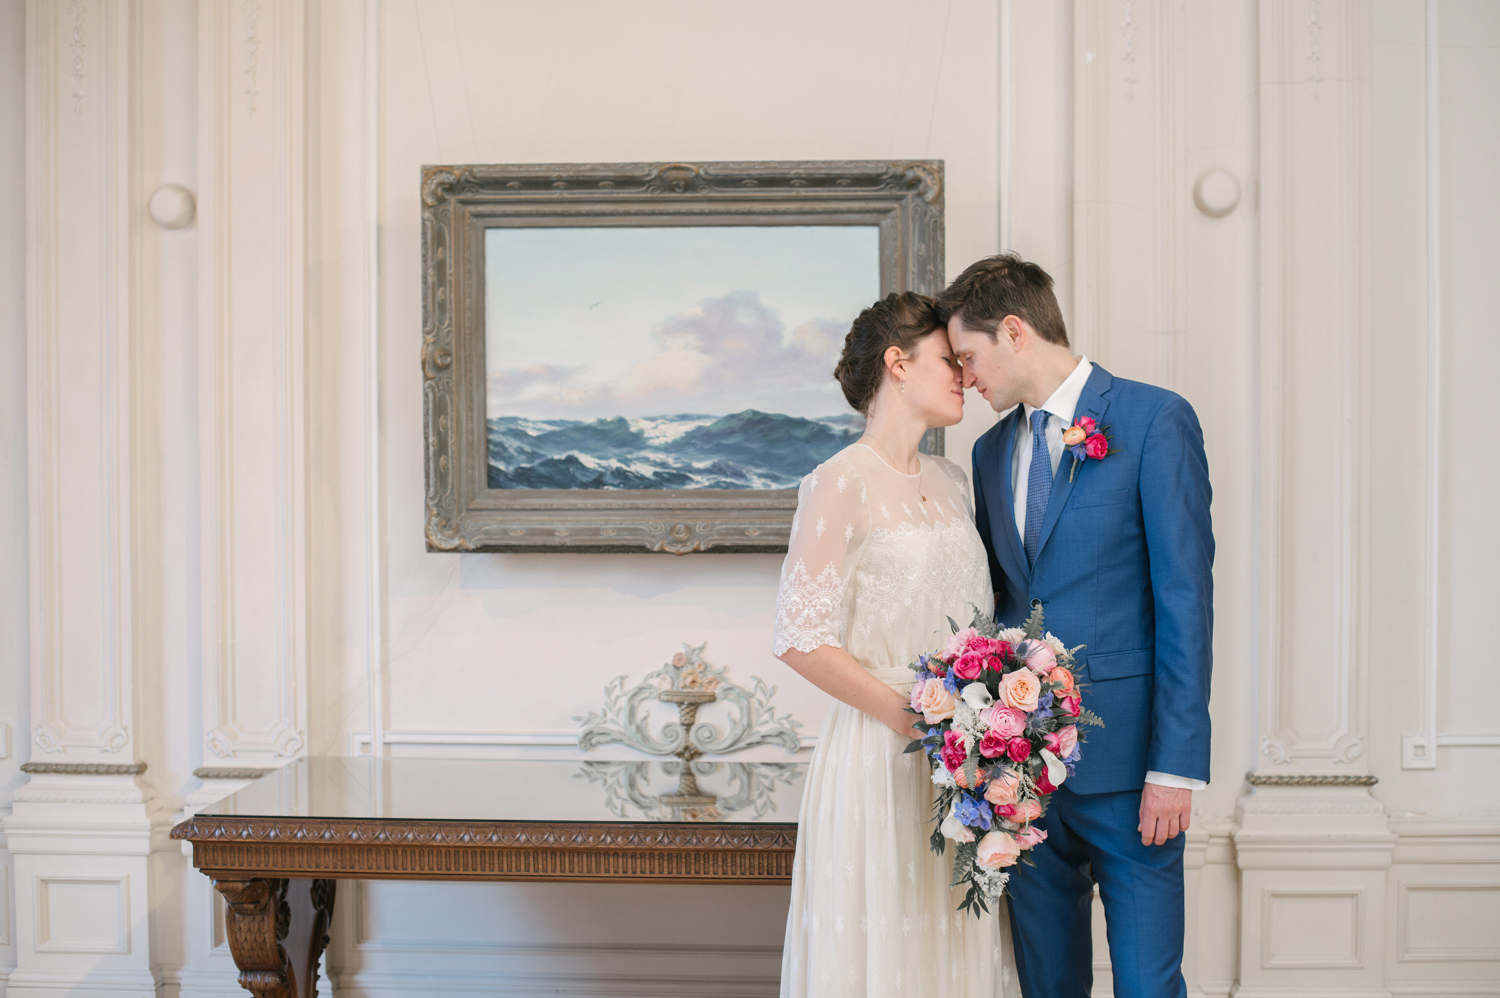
[200,756,808,826]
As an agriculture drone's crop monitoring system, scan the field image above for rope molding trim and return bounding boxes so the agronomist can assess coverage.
[21,761,148,775]
[194,767,275,780]
[1245,773,1378,787]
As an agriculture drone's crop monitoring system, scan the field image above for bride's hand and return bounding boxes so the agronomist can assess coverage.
[884,696,923,739]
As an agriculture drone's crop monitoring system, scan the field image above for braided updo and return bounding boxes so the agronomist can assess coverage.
[832,291,944,415]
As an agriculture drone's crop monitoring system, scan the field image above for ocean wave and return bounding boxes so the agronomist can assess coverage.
[487,410,863,490]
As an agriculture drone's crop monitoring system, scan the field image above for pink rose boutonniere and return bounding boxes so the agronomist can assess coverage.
[1061,415,1120,482]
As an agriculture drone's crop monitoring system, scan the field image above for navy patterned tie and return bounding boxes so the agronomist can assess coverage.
[1023,408,1052,566]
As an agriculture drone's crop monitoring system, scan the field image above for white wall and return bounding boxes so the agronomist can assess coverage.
[0,0,28,984]
[3,2,1498,997]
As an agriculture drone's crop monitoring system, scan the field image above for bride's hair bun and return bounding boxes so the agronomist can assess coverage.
[832,291,943,415]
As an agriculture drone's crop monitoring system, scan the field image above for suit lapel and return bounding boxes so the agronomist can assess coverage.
[992,407,1030,588]
[1032,365,1114,564]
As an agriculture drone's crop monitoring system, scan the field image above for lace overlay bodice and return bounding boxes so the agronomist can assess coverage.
[773,444,993,674]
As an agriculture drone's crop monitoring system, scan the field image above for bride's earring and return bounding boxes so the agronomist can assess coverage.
[899,379,906,395]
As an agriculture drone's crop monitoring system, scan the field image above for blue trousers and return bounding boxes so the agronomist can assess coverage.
[1005,786,1186,998]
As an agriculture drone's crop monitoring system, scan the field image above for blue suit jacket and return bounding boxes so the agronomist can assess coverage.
[971,364,1214,795]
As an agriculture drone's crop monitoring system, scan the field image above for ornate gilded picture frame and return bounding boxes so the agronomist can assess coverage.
[422,160,945,554]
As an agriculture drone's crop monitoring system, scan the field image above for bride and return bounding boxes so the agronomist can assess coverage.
[773,292,1017,996]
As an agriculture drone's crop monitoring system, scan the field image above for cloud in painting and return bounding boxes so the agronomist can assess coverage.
[487,363,588,401]
[495,291,854,419]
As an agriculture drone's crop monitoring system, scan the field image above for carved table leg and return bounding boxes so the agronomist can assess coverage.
[216,877,337,998]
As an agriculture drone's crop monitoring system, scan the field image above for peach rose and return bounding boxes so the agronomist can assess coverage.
[1049,666,1076,696]
[1011,798,1043,823]
[983,767,1021,806]
[917,678,958,723]
[1000,669,1041,712]
[1062,425,1087,447]
[976,829,1021,869]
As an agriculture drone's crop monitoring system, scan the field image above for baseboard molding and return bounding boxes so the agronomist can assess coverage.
[332,970,780,998]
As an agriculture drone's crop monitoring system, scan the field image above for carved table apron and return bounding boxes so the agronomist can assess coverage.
[170,757,803,997]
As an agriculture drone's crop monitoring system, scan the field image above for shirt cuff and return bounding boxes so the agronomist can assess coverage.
[1144,771,1207,791]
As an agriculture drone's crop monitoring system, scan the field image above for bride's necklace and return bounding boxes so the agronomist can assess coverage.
[866,436,927,503]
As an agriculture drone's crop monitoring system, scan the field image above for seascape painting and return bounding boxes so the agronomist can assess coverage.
[484,225,880,491]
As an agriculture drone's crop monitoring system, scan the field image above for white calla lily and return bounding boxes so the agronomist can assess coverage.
[1039,747,1068,789]
[960,682,994,710]
[940,803,976,843]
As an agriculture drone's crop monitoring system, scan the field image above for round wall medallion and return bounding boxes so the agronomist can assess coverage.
[149,184,197,230]
[1192,168,1241,218]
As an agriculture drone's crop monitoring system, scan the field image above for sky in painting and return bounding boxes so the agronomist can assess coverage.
[483,225,880,419]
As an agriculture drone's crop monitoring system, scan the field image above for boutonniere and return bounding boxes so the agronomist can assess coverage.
[1063,417,1119,482]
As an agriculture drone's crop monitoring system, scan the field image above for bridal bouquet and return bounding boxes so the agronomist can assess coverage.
[904,605,1103,916]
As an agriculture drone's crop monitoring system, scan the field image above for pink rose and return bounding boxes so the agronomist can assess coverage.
[1059,695,1081,718]
[945,627,979,659]
[1049,666,1076,695]
[978,729,1008,759]
[917,680,958,723]
[953,652,984,682]
[940,730,969,773]
[909,677,927,713]
[1012,798,1042,822]
[986,705,1027,738]
[976,829,1021,869]
[1085,433,1109,460]
[1006,736,1032,763]
[983,767,1020,806]
[1016,825,1048,849]
[1075,416,1097,434]
[1022,641,1056,673]
[1044,724,1079,759]
[1001,669,1041,712]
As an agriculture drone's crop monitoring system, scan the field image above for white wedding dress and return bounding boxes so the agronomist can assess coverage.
[773,443,1018,997]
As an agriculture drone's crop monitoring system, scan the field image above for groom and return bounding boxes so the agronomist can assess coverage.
[938,254,1213,998]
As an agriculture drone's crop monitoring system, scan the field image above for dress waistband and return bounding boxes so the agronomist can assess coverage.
[866,666,918,687]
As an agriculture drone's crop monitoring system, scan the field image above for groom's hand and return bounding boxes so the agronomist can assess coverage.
[1138,784,1192,846]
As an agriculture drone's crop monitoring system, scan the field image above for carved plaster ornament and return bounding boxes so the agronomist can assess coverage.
[575,642,802,818]
[1193,169,1242,218]
[149,184,197,230]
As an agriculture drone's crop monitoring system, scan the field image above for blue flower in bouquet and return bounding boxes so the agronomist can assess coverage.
[942,670,959,694]
[1037,691,1054,710]
[954,793,993,832]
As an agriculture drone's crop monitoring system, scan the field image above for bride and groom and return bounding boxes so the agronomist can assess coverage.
[772,253,1214,997]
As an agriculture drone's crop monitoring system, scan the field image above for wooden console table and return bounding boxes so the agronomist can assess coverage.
[171,756,804,998]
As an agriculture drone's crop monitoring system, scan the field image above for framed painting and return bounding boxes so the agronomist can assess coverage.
[421,160,945,553]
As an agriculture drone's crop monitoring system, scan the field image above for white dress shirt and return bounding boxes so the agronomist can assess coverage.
[1008,356,1206,792]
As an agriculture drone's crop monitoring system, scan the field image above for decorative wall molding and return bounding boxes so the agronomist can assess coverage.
[1403,0,1500,769]
[1246,773,1377,787]
[1073,0,1187,390]
[21,761,146,776]
[197,0,309,764]
[1254,0,1370,774]
[25,0,138,762]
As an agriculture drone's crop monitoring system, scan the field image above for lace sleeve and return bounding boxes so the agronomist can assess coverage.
[931,455,975,516]
[772,459,868,656]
